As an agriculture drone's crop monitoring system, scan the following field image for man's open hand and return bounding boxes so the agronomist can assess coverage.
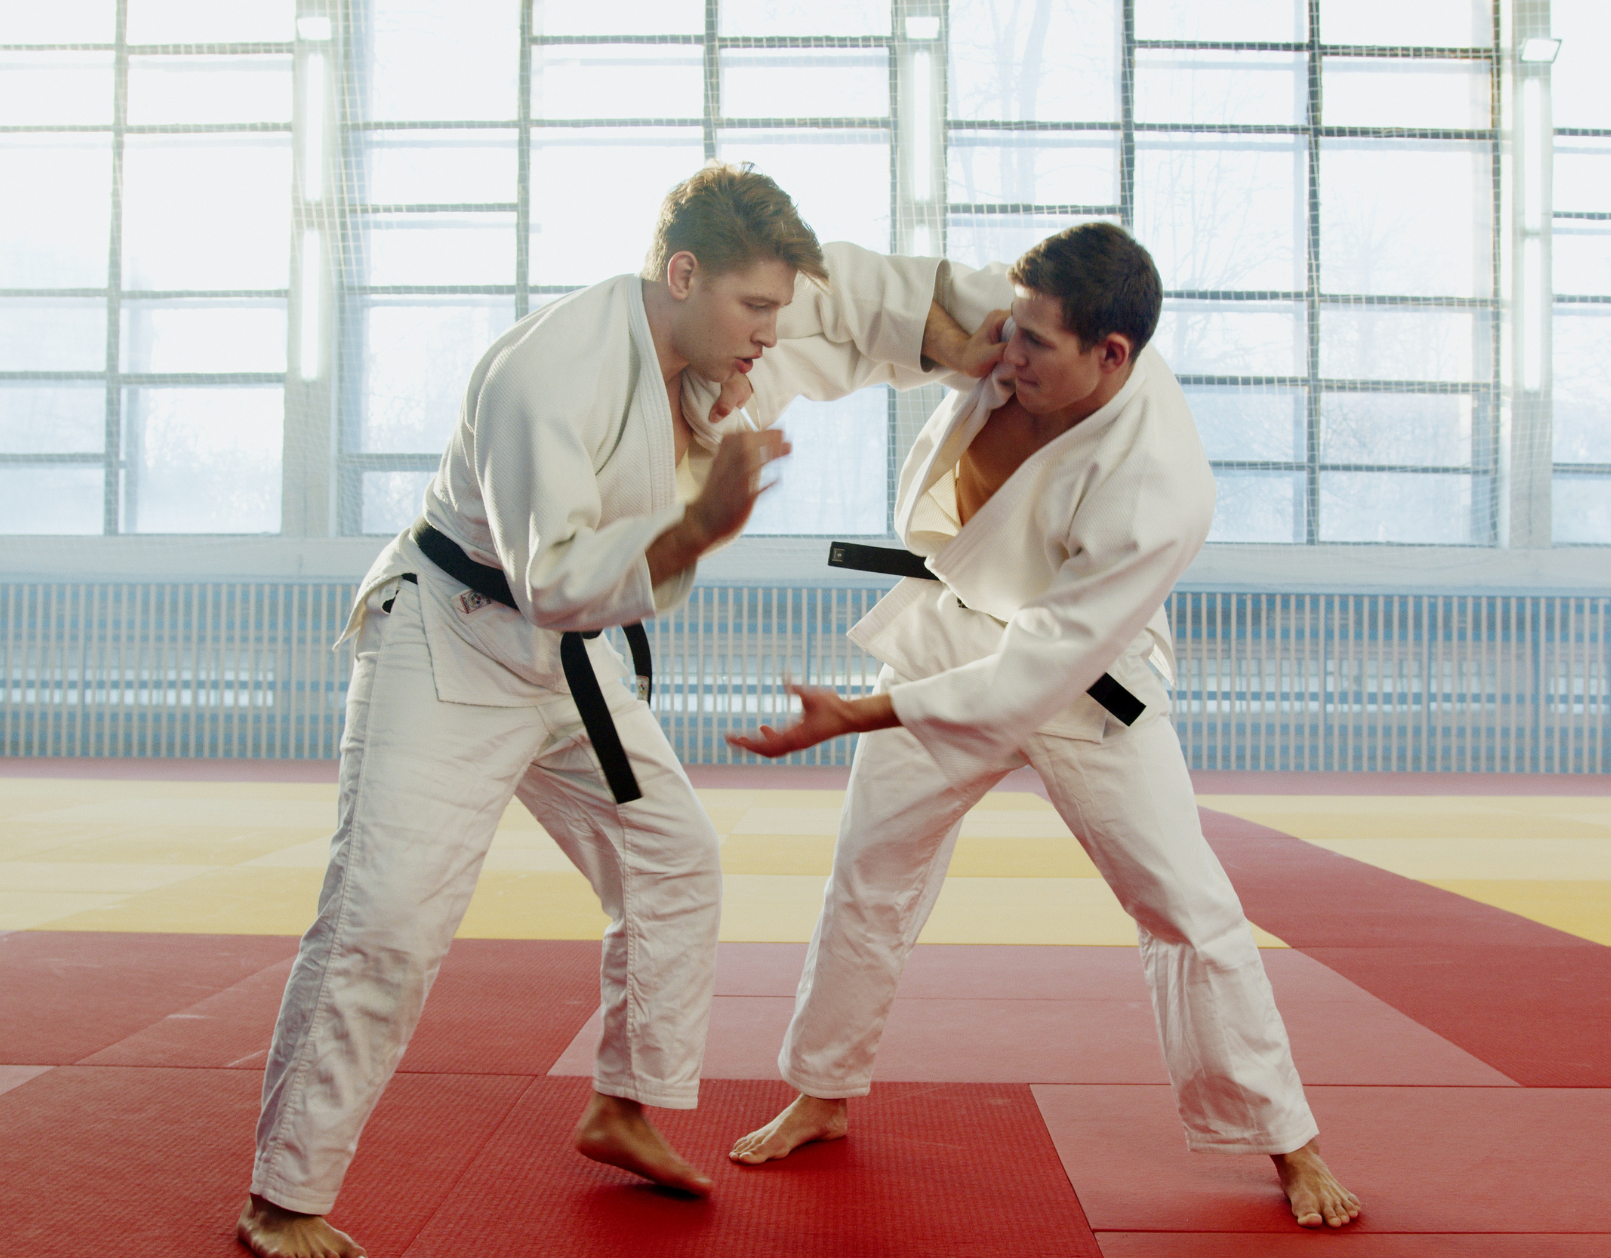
[687,428,789,549]
[726,686,898,758]
[646,428,788,587]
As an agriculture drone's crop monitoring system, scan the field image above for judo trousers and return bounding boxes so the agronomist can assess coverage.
[781,666,1319,1155]
[251,581,721,1213]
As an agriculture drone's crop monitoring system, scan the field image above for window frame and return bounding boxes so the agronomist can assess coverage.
[0,3,294,535]
[0,0,1595,553]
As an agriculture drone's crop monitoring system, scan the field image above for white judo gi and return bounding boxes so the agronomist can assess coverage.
[251,247,947,1213]
[715,261,1320,1155]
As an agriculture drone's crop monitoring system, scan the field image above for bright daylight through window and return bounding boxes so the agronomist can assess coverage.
[0,0,1605,546]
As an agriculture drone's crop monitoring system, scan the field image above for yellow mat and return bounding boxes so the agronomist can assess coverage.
[7,776,1605,947]
[1200,794,1611,945]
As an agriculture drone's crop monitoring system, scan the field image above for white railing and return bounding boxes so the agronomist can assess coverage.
[1169,593,1608,774]
[2,582,1606,773]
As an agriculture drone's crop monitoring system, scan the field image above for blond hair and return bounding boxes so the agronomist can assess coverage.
[643,162,828,285]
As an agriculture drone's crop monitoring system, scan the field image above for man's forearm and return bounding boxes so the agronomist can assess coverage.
[845,691,900,733]
[922,300,973,373]
[922,300,1009,378]
[645,511,714,588]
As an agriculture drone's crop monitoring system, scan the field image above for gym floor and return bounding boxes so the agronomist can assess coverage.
[2,757,1608,1256]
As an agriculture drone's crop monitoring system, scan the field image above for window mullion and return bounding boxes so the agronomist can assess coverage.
[1507,0,1555,548]
[105,0,129,534]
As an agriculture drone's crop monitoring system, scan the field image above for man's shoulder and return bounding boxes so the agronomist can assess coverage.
[1113,350,1214,490]
[465,275,641,431]
[505,275,635,355]
[1121,348,1198,432]
[478,276,636,386]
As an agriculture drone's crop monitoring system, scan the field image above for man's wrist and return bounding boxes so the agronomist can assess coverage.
[646,507,714,587]
[845,692,899,733]
[677,503,718,555]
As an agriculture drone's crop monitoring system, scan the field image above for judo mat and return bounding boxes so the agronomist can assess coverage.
[2,758,1609,1256]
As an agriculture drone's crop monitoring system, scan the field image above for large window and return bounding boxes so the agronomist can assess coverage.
[946,0,1499,546]
[1550,0,1611,544]
[1,1,1600,549]
[1,3,292,535]
[341,0,899,538]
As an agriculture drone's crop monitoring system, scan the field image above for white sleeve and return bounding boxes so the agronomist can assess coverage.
[888,458,1213,785]
[935,258,1017,335]
[682,242,948,431]
[471,352,683,634]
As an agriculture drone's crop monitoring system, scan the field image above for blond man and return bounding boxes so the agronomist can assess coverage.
[240,166,955,1258]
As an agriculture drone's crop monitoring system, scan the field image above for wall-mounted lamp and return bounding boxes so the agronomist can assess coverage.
[1519,37,1561,64]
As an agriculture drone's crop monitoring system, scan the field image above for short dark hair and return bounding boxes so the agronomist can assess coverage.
[644,162,828,285]
[1008,222,1162,353]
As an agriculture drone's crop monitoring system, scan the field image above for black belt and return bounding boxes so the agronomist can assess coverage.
[407,518,652,804]
[828,540,1145,727]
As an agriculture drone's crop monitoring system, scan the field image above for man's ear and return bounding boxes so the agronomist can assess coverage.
[1100,332,1133,374]
[666,251,699,300]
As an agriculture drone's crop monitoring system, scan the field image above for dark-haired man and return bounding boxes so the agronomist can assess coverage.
[718,224,1360,1230]
[237,166,970,1258]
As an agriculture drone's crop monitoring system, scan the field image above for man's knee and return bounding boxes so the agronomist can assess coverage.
[636,791,724,906]
[685,826,724,903]
[1138,903,1261,966]
[1118,862,1249,951]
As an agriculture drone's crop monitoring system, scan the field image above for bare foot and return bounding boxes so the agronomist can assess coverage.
[1271,1138,1361,1228]
[574,1091,714,1196]
[729,1093,848,1165]
[236,1194,366,1258]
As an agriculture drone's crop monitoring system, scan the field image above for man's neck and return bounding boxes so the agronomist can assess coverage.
[640,278,690,385]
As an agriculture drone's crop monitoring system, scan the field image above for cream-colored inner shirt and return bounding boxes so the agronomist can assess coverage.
[675,445,713,504]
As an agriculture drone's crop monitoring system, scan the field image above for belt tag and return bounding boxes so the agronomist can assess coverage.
[456,589,495,616]
[634,675,651,702]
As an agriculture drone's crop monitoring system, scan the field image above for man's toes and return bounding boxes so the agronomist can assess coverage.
[728,1132,766,1159]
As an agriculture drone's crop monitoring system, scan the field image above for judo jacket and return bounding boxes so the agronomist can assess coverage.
[709,259,1219,785]
[345,244,945,706]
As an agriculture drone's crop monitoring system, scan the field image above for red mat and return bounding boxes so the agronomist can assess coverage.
[83,958,295,1070]
[76,939,603,1076]
[402,1077,1102,1258]
[1199,808,1611,1088]
[1034,1084,1611,1236]
[716,941,1469,1004]
[714,941,1158,1000]
[400,940,603,1075]
[0,931,298,1064]
[0,1057,1100,1257]
[1097,1235,1611,1257]
[0,1063,528,1257]
[1301,944,1611,1090]
[0,1064,264,1255]
[0,1064,52,1098]
[561,946,1510,1088]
